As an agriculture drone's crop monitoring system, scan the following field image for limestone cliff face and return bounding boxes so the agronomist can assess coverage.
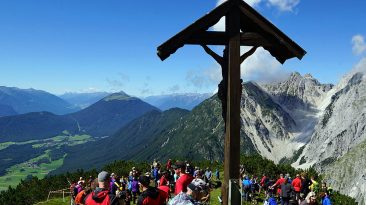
[299,73,366,167]
[253,72,332,162]
[294,72,366,204]
[254,72,366,203]
[322,140,366,205]
[240,81,297,162]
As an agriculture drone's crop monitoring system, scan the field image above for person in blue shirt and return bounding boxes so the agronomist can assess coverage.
[242,176,252,201]
[321,191,332,205]
[215,168,220,180]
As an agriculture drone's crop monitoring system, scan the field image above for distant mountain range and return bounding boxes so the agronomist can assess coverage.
[0,91,159,142]
[0,104,17,117]
[0,86,78,115]
[67,91,160,137]
[0,91,159,181]
[0,86,211,117]
[54,72,366,204]
[58,92,212,111]
[58,92,111,109]
[1,72,366,203]
[142,93,212,110]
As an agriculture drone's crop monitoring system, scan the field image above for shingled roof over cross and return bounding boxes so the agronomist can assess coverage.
[157,0,306,64]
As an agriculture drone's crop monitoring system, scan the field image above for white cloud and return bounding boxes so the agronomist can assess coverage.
[168,84,181,93]
[241,47,290,83]
[352,35,366,56]
[106,72,130,88]
[267,0,300,12]
[352,57,366,74]
[211,0,296,84]
[186,66,221,89]
[191,46,289,88]
[196,0,299,88]
[216,0,299,12]
[79,87,102,93]
[139,79,154,96]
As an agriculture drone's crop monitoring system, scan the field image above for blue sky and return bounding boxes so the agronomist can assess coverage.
[0,0,365,96]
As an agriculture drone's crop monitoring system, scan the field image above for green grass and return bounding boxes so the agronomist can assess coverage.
[210,185,222,205]
[0,151,66,191]
[35,196,70,205]
[0,142,15,151]
[0,134,94,191]
[31,134,93,148]
[68,134,93,146]
[0,140,40,150]
[104,94,132,101]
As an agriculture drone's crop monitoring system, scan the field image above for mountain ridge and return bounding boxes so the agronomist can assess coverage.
[0,86,78,115]
[1,72,366,203]
[142,93,212,111]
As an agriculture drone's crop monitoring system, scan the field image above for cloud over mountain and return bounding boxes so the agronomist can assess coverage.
[352,34,366,56]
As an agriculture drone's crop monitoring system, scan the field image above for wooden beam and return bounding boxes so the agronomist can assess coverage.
[237,1,306,60]
[157,1,233,61]
[222,6,241,205]
[185,31,272,46]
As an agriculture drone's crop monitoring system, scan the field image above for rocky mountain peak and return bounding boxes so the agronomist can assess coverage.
[304,73,313,79]
[103,91,131,101]
[262,72,333,109]
[347,72,364,86]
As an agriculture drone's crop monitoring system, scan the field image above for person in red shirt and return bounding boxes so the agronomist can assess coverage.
[137,176,167,205]
[173,161,193,195]
[84,171,120,205]
[74,187,91,205]
[166,159,172,170]
[159,171,169,187]
[259,173,268,194]
[270,173,285,196]
[292,174,302,204]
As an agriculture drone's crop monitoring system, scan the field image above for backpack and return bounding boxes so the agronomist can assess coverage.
[84,190,113,205]
[138,188,165,205]
[74,186,79,196]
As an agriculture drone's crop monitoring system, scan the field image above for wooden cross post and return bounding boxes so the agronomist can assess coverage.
[223,2,241,205]
[156,1,306,204]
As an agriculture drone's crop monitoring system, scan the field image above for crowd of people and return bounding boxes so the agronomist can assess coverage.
[68,159,334,205]
[240,171,333,205]
[69,159,217,205]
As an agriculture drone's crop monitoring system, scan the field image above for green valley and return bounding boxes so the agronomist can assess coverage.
[0,133,94,191]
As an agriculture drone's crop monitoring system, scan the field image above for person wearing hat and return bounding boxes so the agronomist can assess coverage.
[137,176,168,205]
[168,183,201,205]
[84,171,120,205]
[173,161,194,195]
[300,192,318,205]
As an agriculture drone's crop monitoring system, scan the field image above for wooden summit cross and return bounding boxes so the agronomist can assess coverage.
[157,0,306,204]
